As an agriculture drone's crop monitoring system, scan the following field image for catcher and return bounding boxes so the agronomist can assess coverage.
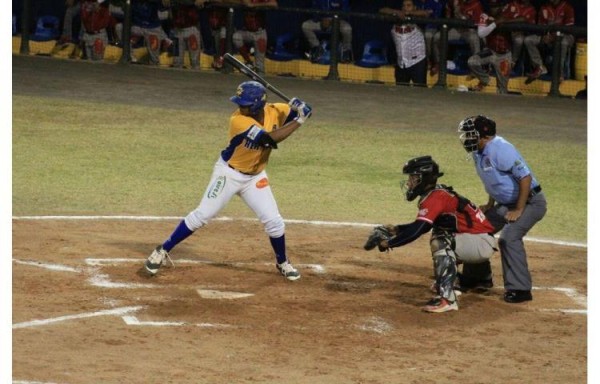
[364,156,497,313]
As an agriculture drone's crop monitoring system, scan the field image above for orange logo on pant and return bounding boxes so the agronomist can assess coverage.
[256,177,269,189]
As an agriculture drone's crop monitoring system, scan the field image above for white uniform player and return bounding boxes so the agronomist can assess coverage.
[145,81,312,281]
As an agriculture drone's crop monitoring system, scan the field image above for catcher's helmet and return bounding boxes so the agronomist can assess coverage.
[402,156,444,201]
[458,115,496,153]
[230,81,267,115]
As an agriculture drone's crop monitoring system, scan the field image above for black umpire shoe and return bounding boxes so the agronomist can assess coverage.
[504,290,533,303]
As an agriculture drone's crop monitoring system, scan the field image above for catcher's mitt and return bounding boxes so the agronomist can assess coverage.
[364,225,395,252]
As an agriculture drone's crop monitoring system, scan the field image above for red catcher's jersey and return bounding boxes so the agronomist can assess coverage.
[416,187,495,234]
[539,1,575,26]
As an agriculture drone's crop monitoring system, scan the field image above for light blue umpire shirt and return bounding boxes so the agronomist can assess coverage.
[473,136,540,205]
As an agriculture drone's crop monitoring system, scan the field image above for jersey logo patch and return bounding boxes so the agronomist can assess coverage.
[256,177,269,189]
[418,208,428,217]
[247,125,262,140]
[245,125,262,150]
[207,176,226,199]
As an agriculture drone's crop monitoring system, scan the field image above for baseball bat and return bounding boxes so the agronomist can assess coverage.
[223,53,292,102]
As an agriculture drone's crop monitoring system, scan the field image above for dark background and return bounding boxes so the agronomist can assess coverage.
[12,0,587,60]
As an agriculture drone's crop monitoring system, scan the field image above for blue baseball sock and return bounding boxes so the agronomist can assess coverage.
[269,235,287,264]
[162,220,194,252]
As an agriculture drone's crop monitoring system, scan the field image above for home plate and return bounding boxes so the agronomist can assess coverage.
[196,289,255,299]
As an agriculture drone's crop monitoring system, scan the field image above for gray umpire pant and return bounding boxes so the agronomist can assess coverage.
[494,192,547,291]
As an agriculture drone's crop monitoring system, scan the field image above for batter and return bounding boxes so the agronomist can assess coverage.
[145,81,312,280]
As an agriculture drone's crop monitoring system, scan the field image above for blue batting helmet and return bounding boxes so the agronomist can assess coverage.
[230,81,267,115]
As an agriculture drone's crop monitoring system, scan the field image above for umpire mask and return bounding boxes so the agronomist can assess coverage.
[401,156,444,201]
[458,115,496,154]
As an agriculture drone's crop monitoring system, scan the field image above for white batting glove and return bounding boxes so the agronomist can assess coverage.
[289,97,303,111]
[289,97,312,124]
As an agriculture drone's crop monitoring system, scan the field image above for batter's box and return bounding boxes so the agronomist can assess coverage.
[531,286,587,314]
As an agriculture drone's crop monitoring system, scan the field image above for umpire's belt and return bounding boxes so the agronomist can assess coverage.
[529,185,542,198]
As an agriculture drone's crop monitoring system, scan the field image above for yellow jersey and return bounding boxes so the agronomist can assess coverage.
[221,103,292,175]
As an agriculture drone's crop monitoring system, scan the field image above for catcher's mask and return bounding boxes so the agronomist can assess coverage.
[401,156,444,201]
[458,115,496,154]
[230,81,267,115]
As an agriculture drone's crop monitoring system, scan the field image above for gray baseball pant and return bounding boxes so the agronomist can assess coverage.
[494,192,547,291]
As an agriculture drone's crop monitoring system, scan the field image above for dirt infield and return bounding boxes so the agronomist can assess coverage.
[13,219,586,383]
[13,55,587,383]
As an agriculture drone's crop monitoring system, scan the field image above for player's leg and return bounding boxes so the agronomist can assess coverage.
[236,31,255,69]
[239,173,300,281]
[424,229,459,312]
[129,26,144,62]
[339,20,353,62]
[411,57,428,87]
[455,233,497,291]
[211,28,226,69]
[144,28,161,65]
[498,194,547,301]
[467,50,493,89]
[81,33,92,61]
[430,29,442,75]
[558,34,575,79]
[524,34,545,77]
[301,19,321,49]
[145,161,241,275]
[188,27,201,69]
[253,30,267,74]
[461,29,481,55]
[92,33,107,61]
[491,53,511,94]
[511,32,525,69]
[172,29,185,67]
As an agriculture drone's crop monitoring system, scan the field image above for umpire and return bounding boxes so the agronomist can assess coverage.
[457,115,547,303]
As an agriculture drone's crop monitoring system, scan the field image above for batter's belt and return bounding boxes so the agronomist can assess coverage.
[228,164,255,176]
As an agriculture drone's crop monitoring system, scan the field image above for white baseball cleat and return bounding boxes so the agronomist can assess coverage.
[276,261,301,281]
[145,246,173,275]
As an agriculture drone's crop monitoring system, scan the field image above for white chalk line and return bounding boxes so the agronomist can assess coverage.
[84,257,327,274]
[122,315,235,328]
[13,381,64,384]
[12,215,587,248]
[15,256,586,315]
[196,289,255,299]
[12,306,143,329]
[13,259,80,273]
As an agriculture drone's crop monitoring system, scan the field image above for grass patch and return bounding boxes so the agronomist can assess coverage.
[13,95,586,242]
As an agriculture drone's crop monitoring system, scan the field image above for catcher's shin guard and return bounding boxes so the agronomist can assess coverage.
[432,249,458,302]
[430,229,456,254]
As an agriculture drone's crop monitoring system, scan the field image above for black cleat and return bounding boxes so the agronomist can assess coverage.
[504,290,532,303]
